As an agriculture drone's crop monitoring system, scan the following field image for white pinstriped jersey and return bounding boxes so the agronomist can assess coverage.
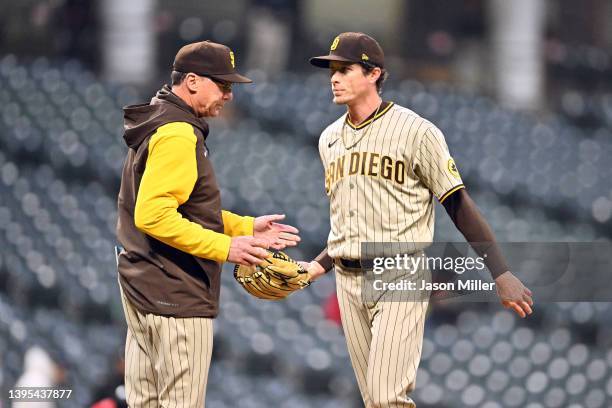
[319,102,465,260]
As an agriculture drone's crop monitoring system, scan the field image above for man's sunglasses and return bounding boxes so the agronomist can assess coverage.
[204,76,232,93]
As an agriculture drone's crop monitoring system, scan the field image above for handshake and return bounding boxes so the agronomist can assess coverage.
[228,214,326,300]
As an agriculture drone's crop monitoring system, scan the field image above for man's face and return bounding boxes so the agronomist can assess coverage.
[329,61,372,105]
[189,75,233,117]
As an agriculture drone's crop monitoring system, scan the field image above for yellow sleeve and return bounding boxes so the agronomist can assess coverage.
[134,122,231,263]
[222,211,254,236]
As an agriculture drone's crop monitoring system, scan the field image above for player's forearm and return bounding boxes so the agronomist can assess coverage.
[221,210,254,236]
[314,247,334,272]
[135,198,231,262]
[442,189,509,278]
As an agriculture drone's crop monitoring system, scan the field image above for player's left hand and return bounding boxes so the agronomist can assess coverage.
[495,271,533,318]
[253,214,300,250]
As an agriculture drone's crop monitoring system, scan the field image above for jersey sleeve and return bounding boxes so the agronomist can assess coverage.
[221,210,254,236]
[414,125,465,203]
[318,129,330,165]
[134,122,232,263]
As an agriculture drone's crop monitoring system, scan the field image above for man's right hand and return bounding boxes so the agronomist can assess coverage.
[227,236,270,266]
[297,261,327,282]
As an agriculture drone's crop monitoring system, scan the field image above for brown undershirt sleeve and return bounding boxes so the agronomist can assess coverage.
[442,189,509,279]
[314,248,334,272]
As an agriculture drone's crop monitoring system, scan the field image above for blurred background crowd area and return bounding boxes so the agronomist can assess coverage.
[1,0,612,407]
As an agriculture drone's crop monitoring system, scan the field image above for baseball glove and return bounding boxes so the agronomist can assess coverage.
[233,251,312,300]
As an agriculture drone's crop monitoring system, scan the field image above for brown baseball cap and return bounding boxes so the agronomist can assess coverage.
[310,32,384,69]
[173,40,252,83]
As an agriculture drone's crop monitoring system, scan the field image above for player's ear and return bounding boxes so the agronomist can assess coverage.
[184,73,200,93]
[369,67,382,84]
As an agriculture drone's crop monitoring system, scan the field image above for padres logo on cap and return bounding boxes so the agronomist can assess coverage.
[229,51,235,68]
[447,158,460,179]
[361,53,369,61]
[331,36,340,51]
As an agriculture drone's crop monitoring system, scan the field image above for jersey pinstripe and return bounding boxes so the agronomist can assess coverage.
[319,103,464,260]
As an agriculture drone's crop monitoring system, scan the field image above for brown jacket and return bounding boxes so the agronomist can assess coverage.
[116,85,230,318]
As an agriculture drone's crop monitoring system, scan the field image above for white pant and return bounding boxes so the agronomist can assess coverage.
[120,287,213,408]
[335,264,429,407]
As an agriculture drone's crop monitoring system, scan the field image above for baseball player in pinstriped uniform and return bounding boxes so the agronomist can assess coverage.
[301,32,534,407]
[116,41,300,407]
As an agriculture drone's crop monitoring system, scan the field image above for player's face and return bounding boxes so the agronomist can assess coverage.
[191,75,233,117]
[329,62,371,105]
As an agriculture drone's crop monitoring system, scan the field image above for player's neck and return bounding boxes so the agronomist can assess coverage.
[172,86,196,112]
[347,94,383,126]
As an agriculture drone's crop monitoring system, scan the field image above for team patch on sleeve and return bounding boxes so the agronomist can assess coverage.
[447,158,461,180]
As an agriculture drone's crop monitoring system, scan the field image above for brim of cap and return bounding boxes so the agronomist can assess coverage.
[309,55,355,68]
[209,72,253,83]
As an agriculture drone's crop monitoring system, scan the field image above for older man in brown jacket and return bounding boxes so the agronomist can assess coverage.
[116,40,299,407]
